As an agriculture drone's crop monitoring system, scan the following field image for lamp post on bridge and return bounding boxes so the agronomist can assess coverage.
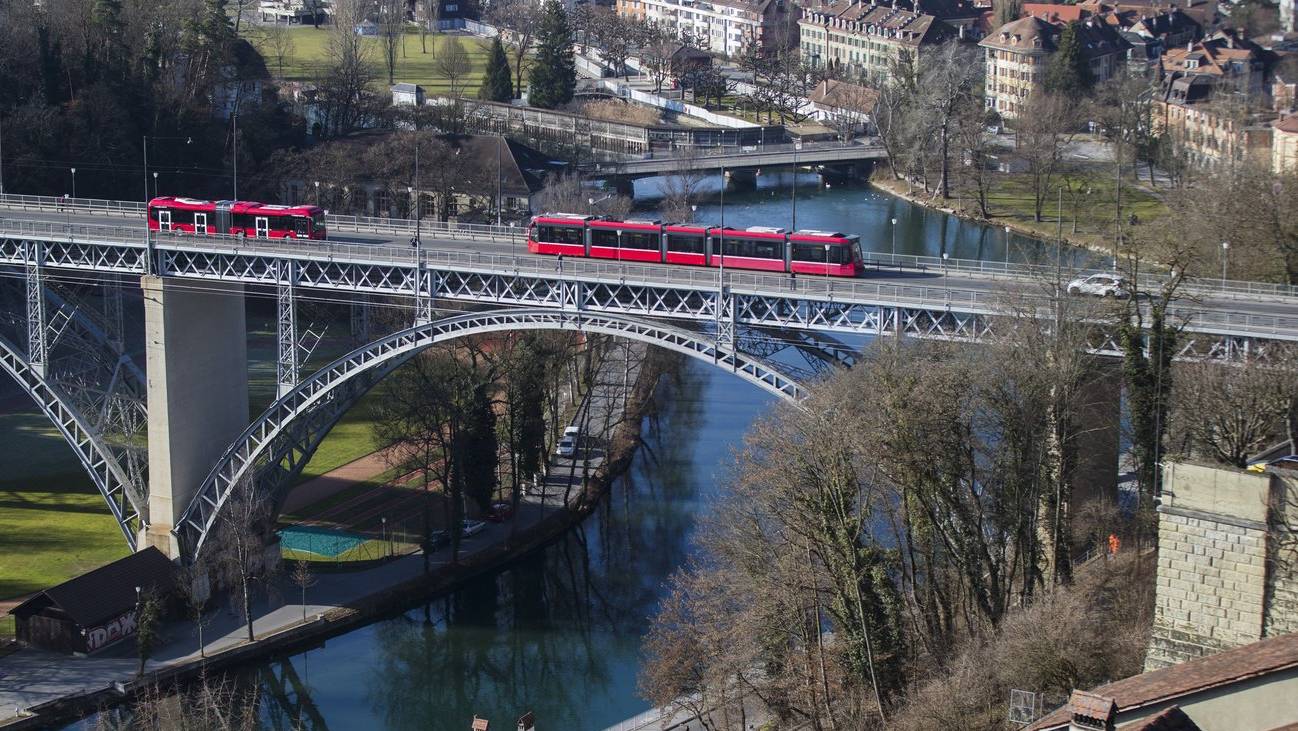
[890,217,897,260]
[152,172,158,199]
[1221,241,1229,287]
[1003,225,1011,270]
[70,167,76,200]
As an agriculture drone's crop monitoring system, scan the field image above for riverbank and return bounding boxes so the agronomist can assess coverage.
[0,340,663,730]
[869,167,1166,262]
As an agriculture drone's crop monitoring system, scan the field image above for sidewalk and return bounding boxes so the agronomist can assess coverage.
[0,342,646,727]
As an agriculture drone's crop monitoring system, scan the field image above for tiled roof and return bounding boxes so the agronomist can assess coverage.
[1126,706,1203,731]
[1027,632,1298,731]
[9,547,176,628]
[980,15,1061,51]
[1276,115,1298,134]
[1024,3,1086,22]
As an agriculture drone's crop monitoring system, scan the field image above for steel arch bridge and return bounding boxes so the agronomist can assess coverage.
[173,308,806,561]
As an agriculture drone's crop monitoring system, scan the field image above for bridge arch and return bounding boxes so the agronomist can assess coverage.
[0,333,144,548]
[175,308,805,561]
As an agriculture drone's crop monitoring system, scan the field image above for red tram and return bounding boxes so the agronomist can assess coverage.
[527,214,863,277]
[147,197,327,240]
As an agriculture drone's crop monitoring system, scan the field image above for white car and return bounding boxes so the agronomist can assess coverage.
[556,436,576,458]
[1067,273,1129,299]
[460,520,486,538]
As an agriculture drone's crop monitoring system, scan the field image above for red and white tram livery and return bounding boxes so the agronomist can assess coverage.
[527,214,863,277]
[147,197,327,240]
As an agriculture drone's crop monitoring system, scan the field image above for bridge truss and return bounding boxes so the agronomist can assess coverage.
[173,308,806,561]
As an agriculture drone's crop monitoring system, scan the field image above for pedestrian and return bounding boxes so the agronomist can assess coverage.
[1107,533,1120,559]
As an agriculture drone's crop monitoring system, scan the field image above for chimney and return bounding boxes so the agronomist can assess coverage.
[1066,691,1117,731]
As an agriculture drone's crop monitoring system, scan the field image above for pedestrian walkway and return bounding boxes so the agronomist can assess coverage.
[0,343,645,726]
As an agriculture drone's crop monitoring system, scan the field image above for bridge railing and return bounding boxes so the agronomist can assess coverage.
[4,219,1298,339]
[4,193,1298,304]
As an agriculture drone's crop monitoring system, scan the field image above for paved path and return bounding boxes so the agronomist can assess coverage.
[0,342,643,725]
[280,447,396,515]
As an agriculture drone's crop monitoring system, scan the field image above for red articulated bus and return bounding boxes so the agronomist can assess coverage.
[528,214,863,277]
[147,197,327,240]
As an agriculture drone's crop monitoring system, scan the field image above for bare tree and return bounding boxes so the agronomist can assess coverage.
[290,559,318,622]
[419,0,442,53]
[535,172,633,218]
[174,559,215,659]
[1016,92,1079,222]
[378,0,406,85]
[258,23,296,78]
[637,21,677,95]
[590,7,636,81]
[916,42,982,200]
[319,0,381,136]
[1170,355,1296,466]
[211,475,279,644]
[433,35,473,99]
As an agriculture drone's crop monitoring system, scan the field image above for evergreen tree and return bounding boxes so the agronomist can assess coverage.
[993,0,1023,27]
[479,36,515,102]
[1044,22,1094,96]
[460,383,499,514]
[527,1,576,109]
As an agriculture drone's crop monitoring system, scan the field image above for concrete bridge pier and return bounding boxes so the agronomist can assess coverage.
[822,160,874,185]
[140,276,250,557]
[610,176,636,199]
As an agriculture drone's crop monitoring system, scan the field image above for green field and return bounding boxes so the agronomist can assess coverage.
[266,27,521,96]
[0,413,131,606]
[0,318,389,630]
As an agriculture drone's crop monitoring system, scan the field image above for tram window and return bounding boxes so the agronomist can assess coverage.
[232,213,254,230]
[148,207,162,222]
[792,242,850,263]
[591,228,619,247]
[169,209,194,226]
[622,231,659,250]
[722,237,782,259]
[667,234,706,254]
[537,225,583,246]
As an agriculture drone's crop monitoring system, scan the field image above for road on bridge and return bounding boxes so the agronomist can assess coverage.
[1,198,1296,345]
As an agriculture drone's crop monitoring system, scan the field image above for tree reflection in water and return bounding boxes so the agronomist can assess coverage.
[209,358,770,731]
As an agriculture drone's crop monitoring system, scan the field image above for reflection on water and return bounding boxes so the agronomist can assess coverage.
[240,361,774,730]
[635,174,1096,267]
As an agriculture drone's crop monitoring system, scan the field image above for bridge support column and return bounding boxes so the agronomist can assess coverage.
[1074,361,1121,506]
[141,275,249,557]
[25,242,48,378]
[276,261,299,398]
[611,177,635,199]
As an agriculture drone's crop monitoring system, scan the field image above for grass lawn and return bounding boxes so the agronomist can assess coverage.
[0,414,130,610]
[877,165,1169,254]
[269,28,517,97]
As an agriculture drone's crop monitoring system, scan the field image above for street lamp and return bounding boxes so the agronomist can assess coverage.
[152,171,158,199]
[1221,241,1229,286]
[791,140,802,231]
[823,242,831,274]
[943,251,950,305]
[70,167,76,199]
[890,217,897,259]
[313,180,320,205]
[1003,225,1011,269]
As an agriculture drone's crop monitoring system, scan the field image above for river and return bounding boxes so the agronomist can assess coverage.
[78,180,1068,730]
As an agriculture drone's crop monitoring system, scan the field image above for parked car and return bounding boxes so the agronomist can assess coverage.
[486,502,514,523]
[426,529,450,550]
[556,435,576,457]
[1067,273,1129,298]
[461,519,486,538]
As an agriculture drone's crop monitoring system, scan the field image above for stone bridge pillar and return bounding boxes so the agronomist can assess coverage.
[140,276,249,557]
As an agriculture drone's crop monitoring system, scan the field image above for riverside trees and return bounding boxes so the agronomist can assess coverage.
[642,305,1132,728]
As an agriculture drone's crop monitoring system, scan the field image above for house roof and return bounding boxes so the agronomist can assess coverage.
[1276,115,1298,134]
[8,547,176,628]
[391,83,424,93]
[1026,632,1298,731]
[1161,31,1263,77]
[808,78,880,110]
[980,16,1062,52]
[800,1,953,47]
[1125,706,1203,731]
[1024,3,1086,23]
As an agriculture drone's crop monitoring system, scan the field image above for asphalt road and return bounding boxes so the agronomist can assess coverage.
[3,205,1296,339]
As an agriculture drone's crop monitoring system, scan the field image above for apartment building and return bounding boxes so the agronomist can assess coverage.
[616,0,793,56]
[1160,30,1268,98]
[979,16,1128,119]
[1153,73,1275,168]
[797,0,956,81]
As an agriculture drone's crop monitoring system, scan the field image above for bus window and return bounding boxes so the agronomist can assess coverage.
[312,213,327,237]
[294,217,311,236]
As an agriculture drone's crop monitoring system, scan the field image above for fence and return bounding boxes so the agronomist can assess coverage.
[3,193,1298,305]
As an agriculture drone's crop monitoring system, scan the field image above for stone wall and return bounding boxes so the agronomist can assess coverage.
[1146,462,1273,671]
